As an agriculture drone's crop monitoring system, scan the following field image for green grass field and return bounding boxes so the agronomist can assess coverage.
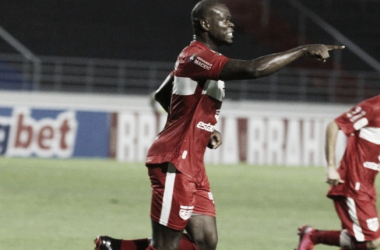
[1,157,366,249]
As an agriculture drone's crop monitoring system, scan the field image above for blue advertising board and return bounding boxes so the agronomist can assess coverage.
[0,106,109,158]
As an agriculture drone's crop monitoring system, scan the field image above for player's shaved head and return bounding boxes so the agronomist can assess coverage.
[191,0,226,32]
[190,0,233,49]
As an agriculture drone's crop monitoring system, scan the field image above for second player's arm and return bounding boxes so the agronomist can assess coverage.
[325,121,344,185]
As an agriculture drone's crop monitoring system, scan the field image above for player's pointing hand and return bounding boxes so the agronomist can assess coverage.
[303,44,345,62]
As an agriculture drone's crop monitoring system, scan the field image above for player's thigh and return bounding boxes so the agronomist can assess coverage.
[334,197,380,242]
[148,162,197,230]
[150,219,184,250]
[368,237,380,249]
[193,176,216,217]
[184,170,217,249]
[186,215,217,250]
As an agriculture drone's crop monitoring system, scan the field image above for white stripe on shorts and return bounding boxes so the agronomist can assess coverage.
[346,197,365,241]
[159,163,176,226]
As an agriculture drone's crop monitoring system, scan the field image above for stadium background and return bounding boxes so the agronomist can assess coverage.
[1,1,380,249]
[1,0,380,163]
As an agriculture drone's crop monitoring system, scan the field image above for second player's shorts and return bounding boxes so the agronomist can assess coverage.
[333,196,380,242]
[147,162,215,230]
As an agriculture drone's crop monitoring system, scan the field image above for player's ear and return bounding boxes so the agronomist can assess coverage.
[199,18,210,31]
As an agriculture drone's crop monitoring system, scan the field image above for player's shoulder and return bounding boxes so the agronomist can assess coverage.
[178,41,226,68]
[359,94,380,111]
[367,94,380,105]
[180,41,208,57]
[181,41,225,57]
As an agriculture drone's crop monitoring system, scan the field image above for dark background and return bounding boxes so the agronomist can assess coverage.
[0,0,379,71]
[0,1,210,61]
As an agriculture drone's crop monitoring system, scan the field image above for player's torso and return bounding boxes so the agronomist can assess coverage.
[338,97,380,199]
[146,41,228,181]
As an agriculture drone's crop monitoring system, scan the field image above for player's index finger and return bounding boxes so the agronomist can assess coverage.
[326,45,345,50]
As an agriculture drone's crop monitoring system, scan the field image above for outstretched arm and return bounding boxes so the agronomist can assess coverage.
[325,121,344,186]
[219,44,345,80]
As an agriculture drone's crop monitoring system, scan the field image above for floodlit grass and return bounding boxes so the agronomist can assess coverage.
[1,157,372,249]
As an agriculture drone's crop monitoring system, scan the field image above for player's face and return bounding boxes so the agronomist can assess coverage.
[207,4,234,46]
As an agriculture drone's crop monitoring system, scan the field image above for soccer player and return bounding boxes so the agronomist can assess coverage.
[296,94,380,250]
[95,0,344,249]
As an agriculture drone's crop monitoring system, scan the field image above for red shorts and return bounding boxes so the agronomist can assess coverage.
[147,162,215,230]
[333,196,380,241]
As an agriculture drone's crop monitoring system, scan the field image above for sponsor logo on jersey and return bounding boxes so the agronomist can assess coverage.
[190,54,213,70]
[189,53,197,62]
[363,161,380,171]
[196,121,215,132]
[179,205,194,220]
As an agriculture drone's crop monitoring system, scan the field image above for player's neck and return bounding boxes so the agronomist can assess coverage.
[194,36,219,52]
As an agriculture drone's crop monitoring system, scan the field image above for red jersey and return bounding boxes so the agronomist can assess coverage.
[328,95,380,201]
[146,41,229,182]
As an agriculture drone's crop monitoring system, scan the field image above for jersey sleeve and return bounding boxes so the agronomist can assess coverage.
[175,47,229,81]
[335,99,375,135]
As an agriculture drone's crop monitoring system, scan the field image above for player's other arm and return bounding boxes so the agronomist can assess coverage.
[325,121,344,186]
[208,129,222,149]
[219,44,345,80]
[154,74,173,113]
